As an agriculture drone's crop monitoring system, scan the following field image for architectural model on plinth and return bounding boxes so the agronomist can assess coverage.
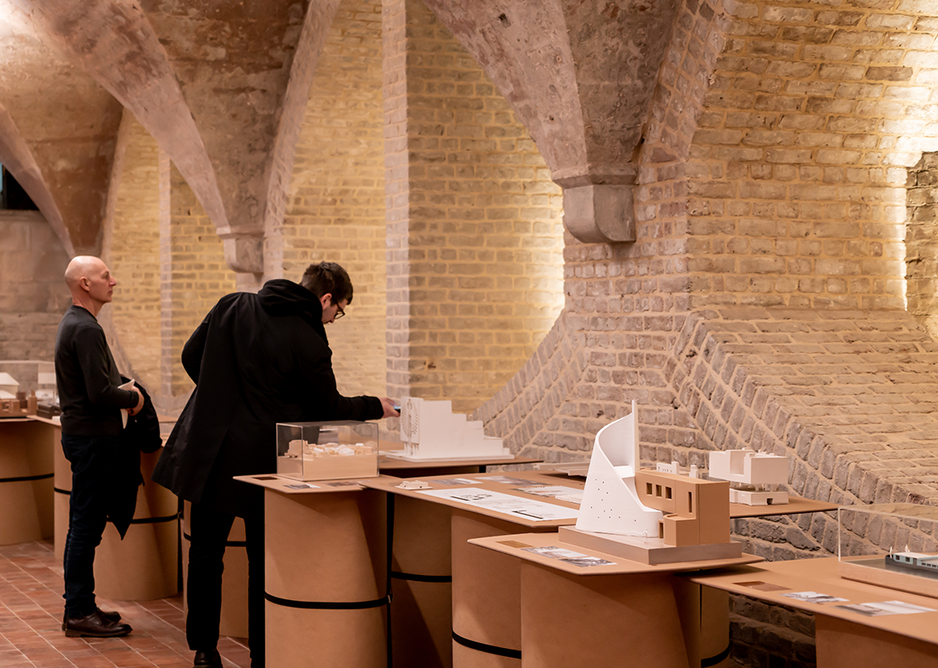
[276,421,378,481]
[563,401,740,565]
[708,448,789,506]
[838,503,938,599]
[390,396,508,461]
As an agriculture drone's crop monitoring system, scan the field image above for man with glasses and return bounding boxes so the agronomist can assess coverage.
[152,261,398,668]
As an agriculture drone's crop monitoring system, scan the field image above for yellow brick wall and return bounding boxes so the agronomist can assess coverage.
[385,0,565,414]
[102,112,161,391]
[686,0,924,309]
[284,0,388,398]
[163,162,237,397]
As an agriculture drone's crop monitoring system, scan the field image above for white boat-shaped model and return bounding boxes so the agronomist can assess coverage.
[885,549,938,576]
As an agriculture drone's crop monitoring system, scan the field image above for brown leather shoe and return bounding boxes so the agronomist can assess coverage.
[61,607,121,631]
[64,609,132,637]
[193,649,222,667]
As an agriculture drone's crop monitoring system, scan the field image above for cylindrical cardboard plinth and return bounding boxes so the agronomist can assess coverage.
[0,420,54,545]
[451,512,530,668]
[53,431,69,561]
[57,444,178,600]
[265,489,388,668]
[181,501,249,638]
[390,495,453,668]
[94,449,178,600]
[519,563,693,668]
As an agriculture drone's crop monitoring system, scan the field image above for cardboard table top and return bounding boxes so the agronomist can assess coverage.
[468,531,762,576]
[687,556,938,646]
[360,470,584,528]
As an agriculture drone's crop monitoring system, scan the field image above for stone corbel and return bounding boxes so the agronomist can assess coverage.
[561,184,635,244]
[217,226,264,275]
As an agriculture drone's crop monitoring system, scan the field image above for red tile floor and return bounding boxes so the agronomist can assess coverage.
[0,539,250,667]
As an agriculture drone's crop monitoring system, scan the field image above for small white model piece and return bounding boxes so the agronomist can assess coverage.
[393,397,508,460]
[708,449,789,506]
[396,480,431,490]
[0,372,18,400]
[575,400,663,537]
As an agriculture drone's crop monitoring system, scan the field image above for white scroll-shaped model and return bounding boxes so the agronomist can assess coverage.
[575,401,663,536]
[396,397,508,460]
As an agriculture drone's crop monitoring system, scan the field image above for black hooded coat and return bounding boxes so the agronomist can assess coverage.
[151,279,382,516]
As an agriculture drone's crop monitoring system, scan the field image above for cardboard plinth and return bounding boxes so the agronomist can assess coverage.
[839,556,938,600]
[559,526,741,565]
[53,431,68,560]
[266,603,387,667]
[0,420,54,545]
[94,449,178,600]
[520,563,691,668]
[391,495,453,668]
[181,502,249,638]
[265,489,387,668]
[451,512,528,666]
[816,615,938,668]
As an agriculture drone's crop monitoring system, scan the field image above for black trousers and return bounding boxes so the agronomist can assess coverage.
[186,500,265,667]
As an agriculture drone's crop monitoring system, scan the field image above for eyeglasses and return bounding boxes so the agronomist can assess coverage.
[334,304,345,320]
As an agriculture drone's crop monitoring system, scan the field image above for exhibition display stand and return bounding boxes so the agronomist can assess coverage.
[688,556,938,668]
[0,417,54,544]
[468,531,761,668]
[236,474,391,668]
[363,471,583,668]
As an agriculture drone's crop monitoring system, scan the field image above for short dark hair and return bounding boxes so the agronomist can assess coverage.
[300,262,354,304]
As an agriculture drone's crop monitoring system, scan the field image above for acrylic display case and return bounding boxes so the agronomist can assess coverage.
[276,421,378,481]
[838,502,938,599]
[0,360,54,417]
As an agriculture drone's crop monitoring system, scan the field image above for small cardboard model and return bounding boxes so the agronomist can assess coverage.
[709,449,789,506]
[575,401,663,538]
[395,397,507,460]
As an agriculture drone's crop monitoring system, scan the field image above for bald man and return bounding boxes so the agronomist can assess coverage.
[54,256,143,638]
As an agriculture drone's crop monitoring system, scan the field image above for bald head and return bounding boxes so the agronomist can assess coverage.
[65,256,116,316]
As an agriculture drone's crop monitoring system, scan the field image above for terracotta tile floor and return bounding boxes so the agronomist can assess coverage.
[0,540,250,667]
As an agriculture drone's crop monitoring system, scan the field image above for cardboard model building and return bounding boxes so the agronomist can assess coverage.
[708,449,789,506]
[395,397,507,461]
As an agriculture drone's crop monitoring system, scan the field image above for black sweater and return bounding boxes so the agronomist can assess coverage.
[54,305,138,436]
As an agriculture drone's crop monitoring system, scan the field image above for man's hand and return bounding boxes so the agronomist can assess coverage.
[127,387,145,417]
[379,397,400,418]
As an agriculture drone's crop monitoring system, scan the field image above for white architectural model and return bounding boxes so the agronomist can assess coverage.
[0,372,18,400]
[708,449,789,506]
[394,397,508,460]
[575,401,663,537]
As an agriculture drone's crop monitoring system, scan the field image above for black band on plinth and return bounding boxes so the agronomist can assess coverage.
[701,645,731,667]
[452,631,522,659]
[0,472,53,483]
[54,486,71,495]
[181,531,246,548]
[390,570,452,583]
[129,513,179,525]
[265,592,391,610]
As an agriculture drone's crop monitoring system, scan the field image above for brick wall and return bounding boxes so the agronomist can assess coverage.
[0,210,69,361]
[160,162,236,398]
[907,152,938,337]
[101,111,161,391]
[284,0,388,398]
[384,0,564,414]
